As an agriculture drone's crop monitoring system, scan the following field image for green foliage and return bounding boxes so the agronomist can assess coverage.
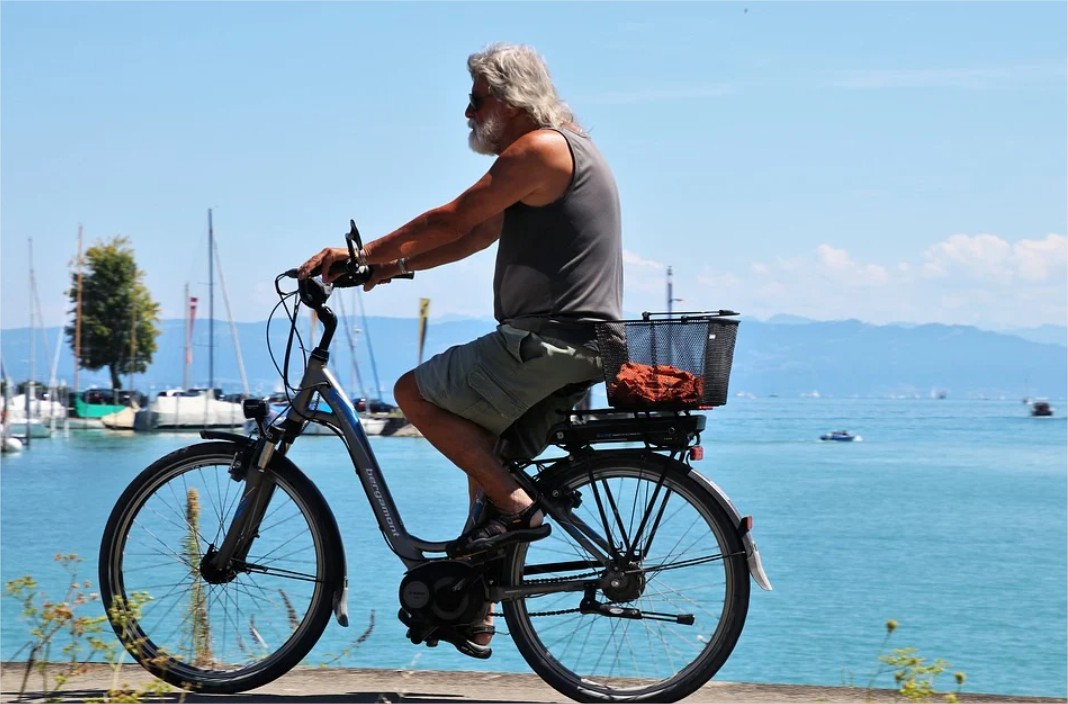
[66,236,160,390]
[867,619,966,703]
[4,553,173,703]
[5,554,115,698]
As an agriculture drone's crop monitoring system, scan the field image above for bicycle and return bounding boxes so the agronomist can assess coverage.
[98,220,772,703]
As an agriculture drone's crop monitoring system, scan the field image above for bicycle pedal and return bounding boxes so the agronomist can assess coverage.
[447,524,551,558]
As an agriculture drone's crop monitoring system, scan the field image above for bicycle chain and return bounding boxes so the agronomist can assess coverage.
[492,569,604,618]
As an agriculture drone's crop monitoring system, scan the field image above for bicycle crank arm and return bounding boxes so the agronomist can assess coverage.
[580,598,696,623]
[579,598,695,626]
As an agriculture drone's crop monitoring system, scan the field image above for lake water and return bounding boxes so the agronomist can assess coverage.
[1,397,1065,698]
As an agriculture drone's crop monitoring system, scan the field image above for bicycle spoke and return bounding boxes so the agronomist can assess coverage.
[102,447,334,689]
[506,458,750,702]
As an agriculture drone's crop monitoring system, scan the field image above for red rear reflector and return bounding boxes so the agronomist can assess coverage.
[689,446,704,461]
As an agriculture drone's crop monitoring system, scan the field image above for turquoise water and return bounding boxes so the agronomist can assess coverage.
[1,398,1065,697]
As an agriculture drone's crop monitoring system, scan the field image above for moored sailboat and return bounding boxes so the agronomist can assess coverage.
[127,209,248,432]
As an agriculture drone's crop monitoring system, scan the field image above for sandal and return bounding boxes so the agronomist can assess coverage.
[446,503,550,558]
[398,609,496,660]
[436,623,495,660]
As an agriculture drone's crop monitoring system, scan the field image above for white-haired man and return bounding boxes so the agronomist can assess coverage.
[298,42,622,657]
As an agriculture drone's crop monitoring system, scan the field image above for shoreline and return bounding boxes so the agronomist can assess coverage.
[2,663,1065,704]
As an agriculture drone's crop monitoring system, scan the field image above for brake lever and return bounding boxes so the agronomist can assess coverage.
[346,219,367,267]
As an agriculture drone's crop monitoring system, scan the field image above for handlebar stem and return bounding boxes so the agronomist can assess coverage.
[314,305,338,353]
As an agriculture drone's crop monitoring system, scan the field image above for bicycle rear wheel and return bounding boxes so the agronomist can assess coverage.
[98,441,342,693]
[503,454,750,703]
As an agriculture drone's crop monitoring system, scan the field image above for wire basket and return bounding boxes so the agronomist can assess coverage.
[596,312,739,410]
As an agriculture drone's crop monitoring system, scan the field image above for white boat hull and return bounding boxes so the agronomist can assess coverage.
[101,407,137,430]
[132,389,245,431]
[1,395,66,423]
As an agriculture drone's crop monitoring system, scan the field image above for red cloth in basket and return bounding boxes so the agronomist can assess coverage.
[610,362,704,407]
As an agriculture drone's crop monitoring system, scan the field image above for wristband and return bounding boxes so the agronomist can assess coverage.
[397,257,411,275]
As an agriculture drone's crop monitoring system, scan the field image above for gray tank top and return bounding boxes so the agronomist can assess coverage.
[493,127,623,343]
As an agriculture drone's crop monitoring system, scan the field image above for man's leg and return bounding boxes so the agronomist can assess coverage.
[396,371,519,649]
[394,371,532,515]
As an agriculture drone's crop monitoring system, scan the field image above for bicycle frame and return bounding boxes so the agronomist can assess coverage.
[279,350,449,567]
[209,278,615,579]
[208,274,769,619]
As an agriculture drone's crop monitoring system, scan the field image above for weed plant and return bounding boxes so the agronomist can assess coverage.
[867,619,966,703]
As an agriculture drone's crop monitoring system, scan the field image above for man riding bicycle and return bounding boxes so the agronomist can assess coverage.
[298,42,622,656]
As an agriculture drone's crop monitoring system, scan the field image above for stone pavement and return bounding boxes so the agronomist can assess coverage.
[2,663,1065,703]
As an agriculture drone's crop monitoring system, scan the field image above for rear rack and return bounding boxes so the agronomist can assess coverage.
[548,409,705,450]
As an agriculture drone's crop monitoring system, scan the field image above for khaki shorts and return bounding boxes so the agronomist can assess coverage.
[415,324,602,459]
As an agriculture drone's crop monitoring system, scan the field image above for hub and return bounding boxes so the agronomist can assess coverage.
[198,546,239,585]
[601,562,645,602]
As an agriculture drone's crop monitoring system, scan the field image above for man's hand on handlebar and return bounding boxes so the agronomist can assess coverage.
[297,247,350,283]
[297,232,414,291]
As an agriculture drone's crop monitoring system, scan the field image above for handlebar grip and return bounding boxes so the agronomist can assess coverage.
[331,266,416,288]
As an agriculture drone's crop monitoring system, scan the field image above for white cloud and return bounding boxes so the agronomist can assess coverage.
[816,244,890,285]
[646,233,1067,328]
[588,84,735,106]
[1013,234,1068,283]
[623,249,665,270]
[830,63,1066,90]
[921,233,1014,283]
[922,233,1067,286]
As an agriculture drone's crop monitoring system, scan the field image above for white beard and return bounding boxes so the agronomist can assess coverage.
[468,114,503,155]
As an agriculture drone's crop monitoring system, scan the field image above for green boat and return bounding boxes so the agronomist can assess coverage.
[71,389,145,420]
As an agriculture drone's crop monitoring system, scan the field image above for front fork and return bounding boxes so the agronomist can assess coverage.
[206,439,279,579]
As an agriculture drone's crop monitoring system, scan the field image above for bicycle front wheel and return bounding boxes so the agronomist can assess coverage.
[98,441,342,693]
[504,454,751,703]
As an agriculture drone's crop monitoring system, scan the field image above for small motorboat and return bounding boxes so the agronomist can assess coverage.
[820,430,860,442]
[1031,400,1054,417]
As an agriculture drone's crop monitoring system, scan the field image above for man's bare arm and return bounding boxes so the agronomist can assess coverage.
[299,130,569,281]
[363,130,570,265]
[363,215,503,289]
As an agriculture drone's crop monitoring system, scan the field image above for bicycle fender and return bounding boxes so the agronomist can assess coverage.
[686,467,774,592]
[309,494,350,627]
[200,430,255,445]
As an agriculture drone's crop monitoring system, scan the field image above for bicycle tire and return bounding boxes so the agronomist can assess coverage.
[98,441,342,694]
[503,453,750,703]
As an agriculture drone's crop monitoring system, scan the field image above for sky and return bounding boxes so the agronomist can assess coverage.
[2,1,1066,334]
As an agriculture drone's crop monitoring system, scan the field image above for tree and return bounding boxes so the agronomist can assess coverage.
[65,237,161,390]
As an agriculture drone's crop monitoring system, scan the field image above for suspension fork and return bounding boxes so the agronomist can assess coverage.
[208,440,279,573]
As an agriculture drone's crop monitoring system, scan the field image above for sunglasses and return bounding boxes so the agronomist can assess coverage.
[468,92,493,112]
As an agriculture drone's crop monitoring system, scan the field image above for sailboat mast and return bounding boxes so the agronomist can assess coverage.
[26,238,35,448]
[666,266,682,318]
[73,225,84,396]
[356,290,383,401]
[183,283,191,390]
[208,208,215,391]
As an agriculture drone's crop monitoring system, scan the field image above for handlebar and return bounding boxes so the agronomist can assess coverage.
[285,219,415,289]
[281,219,416,351]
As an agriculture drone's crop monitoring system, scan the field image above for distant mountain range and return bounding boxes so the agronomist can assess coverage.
[1,316,1064,401]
